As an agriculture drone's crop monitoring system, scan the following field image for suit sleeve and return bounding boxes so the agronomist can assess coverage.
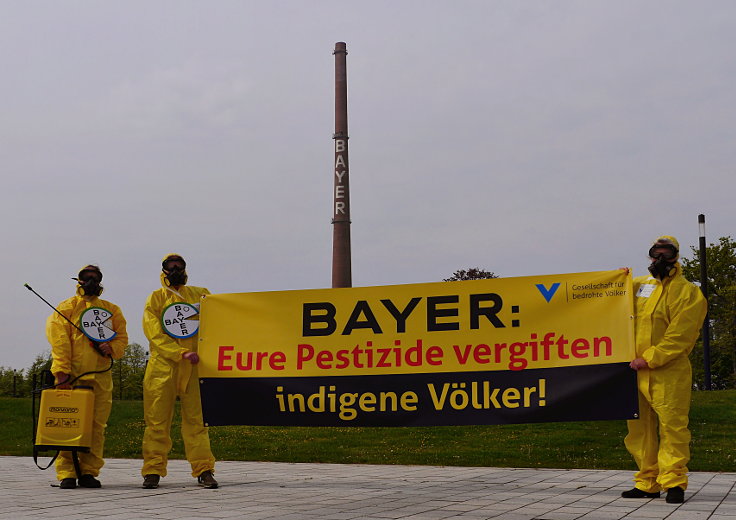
[109,303,129,360]
[47,301,74,376]
[642,284,707,368]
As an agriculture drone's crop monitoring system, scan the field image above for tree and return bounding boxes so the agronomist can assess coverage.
[27,350,53,376]
[27,351,54,391]
[114,343,148,400]
[681,236,736,389]
[0,351,56,396]
[444,268,498,282]
[0,366,26,397]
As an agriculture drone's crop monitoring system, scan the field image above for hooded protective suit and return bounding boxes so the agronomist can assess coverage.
[625,240,707,493]
[46,293,128,480]
[141,257,215,478]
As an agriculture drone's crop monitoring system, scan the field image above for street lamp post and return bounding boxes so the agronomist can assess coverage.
[698,214,711,390]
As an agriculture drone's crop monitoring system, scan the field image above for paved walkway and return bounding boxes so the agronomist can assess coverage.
[1,456,734,519]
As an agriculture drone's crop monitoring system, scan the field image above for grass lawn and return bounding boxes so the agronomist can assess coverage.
[2,390,734,471]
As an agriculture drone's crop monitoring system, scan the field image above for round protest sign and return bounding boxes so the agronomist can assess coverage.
[161,302,200,339]
[79,307,117,342]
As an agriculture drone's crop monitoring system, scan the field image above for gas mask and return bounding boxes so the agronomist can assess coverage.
[162,254,188,287]
[163,266,188,287]
[647,243,678,280]
[74,265,104,296]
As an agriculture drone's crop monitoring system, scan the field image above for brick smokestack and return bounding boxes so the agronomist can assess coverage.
[332,42,352,288]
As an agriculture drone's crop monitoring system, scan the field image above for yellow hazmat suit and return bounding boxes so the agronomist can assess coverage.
[46,295,128,480]
[625,255,707,493]
[141,267,215,478]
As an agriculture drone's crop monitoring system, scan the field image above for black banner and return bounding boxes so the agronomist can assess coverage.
[200,362,638,427]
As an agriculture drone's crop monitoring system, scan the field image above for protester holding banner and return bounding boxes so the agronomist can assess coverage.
[140,254,217,489]
[46,265,128,489]
[622,236,707,504]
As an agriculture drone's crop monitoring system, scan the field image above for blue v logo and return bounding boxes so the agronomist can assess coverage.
[536,283,560,303]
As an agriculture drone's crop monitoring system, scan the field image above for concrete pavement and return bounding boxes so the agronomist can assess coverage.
[1,456,735,519]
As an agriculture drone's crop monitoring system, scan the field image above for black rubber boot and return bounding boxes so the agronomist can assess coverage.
[666,486,685,504]
[59,478,76,489]
[142,474,160,489]
[78,474,101,488]
[621,488,660,499]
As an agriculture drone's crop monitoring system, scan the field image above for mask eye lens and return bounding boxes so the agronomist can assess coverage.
[649,245,677,260]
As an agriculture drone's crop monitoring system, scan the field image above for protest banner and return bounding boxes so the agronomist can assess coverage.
[198,270,637,426]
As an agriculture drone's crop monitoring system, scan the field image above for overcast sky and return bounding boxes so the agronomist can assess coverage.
[2,1,734,370]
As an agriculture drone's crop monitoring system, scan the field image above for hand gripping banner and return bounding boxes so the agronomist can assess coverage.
[197,270,638,426]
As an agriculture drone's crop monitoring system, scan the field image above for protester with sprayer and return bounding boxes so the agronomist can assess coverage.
[140,254,218,489]
[621,236,707,504]
[46,265,128,489]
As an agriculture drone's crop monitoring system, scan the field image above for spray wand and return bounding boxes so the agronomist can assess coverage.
[24,283,111,372]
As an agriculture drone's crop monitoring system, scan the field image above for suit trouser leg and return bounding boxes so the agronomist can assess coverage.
[141,378,177,477]
[180,375,215,477]
[625,390,661,493]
